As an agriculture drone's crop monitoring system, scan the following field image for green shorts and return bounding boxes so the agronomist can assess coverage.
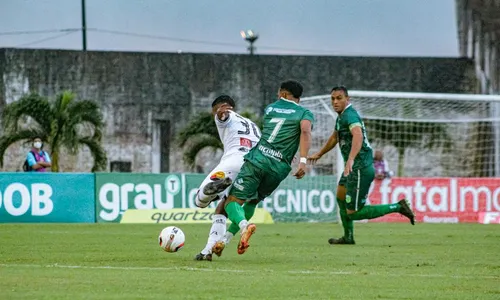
[338,165,375,211]
[229,161,287,201]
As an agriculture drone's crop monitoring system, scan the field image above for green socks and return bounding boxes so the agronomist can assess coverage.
[337,198,354,240]
[228,202,257,235]
[349,204,401,221]
[243,202,257,220]
[227,222,240,235]
[225,202,246,226]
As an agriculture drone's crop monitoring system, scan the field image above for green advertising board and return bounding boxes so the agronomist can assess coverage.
[95,173,184,222]
[260,175,338,222]
[96,173,338,223]
[0,173,95,223]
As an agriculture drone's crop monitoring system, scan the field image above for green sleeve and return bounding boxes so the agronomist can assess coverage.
[345,111,361,130]
[301,109,314,123]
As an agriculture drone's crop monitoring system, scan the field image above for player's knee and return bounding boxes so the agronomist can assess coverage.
[224,195,244,207]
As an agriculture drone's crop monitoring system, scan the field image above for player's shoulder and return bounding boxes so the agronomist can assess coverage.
[232,111,256,124]
[298,105,312,114]
[264,100,279,111]
[230,110,242,119]
[296,104,314,118]
[347,104,360,113]
[344,105,361,118]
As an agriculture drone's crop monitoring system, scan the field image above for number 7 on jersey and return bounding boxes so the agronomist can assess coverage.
[267,118,286,143]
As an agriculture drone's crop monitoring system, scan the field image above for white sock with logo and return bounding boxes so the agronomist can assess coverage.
[201,214,226,255]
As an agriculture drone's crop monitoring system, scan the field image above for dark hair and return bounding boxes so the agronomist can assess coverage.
[280,80,303,98]
[211,95,236,108]
[331,85,349,96]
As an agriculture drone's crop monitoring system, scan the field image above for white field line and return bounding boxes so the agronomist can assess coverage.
[0,263,498,280]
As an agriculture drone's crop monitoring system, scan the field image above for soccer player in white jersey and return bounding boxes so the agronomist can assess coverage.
[194,95,261,261]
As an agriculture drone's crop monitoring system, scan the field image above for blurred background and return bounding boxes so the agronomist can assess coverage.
[0,0,459,56]
[0,0,498,177]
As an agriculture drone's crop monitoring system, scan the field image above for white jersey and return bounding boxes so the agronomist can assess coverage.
[215,110,260,160]
[195,111,260,208]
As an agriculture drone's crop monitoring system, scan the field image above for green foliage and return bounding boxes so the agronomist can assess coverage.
[177,110,261,169]
[0,91,107,172]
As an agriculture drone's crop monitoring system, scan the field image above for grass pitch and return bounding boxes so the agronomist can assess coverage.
[0,223,499,300]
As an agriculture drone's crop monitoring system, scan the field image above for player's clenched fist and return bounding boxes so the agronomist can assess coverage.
[293,162,307,179]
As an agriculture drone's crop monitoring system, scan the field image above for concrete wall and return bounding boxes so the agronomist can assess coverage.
[0,48,476,173]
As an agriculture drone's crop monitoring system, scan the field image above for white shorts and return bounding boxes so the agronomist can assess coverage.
[197,154,245,200]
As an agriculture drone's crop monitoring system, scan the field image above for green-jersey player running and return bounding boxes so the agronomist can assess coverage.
[309,86,415,245]
[224,80,314,255]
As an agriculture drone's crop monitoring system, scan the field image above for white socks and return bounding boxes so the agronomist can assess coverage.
[223,232,234,245]
[201,214,227,255]
[238,220,249,234]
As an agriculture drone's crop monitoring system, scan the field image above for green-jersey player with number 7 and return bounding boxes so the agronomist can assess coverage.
[309,86,415,245]
[225,80,314,255]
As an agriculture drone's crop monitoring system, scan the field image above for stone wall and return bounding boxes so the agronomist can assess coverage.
[0,48,476,173]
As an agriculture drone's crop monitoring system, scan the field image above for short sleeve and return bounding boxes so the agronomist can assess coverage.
[214,110,233,128]
[43,151,52,163]
[346,111,362,130]
[301,109,314,130]
[301,109,314,123]
[27,152,37,167]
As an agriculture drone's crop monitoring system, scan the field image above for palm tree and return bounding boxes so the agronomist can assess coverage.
[366,119,453,176]
[177,111,261,169]
[0,91,107,172]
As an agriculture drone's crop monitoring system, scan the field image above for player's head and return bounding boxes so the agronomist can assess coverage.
[211,95,235,115]
[278,80,303,103]
[374,150,383,161]
[330,85,350,113]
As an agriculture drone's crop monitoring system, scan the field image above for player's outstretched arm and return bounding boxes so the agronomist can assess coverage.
[344,126,362,176]
[294,119,312,179]
[308,131,338,164]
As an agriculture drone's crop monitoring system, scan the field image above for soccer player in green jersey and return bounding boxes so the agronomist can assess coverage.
[224,80,314,255]
[309,86,415,245]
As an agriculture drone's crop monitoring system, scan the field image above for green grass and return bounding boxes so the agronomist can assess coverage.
[0,223,499,300]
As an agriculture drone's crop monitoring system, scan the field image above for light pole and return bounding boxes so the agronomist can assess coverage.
[240,30,259,55]
[81,0,87,51]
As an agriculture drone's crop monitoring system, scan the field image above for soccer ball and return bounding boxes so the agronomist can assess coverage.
[158,226,185,253]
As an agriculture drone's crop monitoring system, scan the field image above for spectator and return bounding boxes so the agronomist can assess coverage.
[26,137,52,172]
[374,150,393,180]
